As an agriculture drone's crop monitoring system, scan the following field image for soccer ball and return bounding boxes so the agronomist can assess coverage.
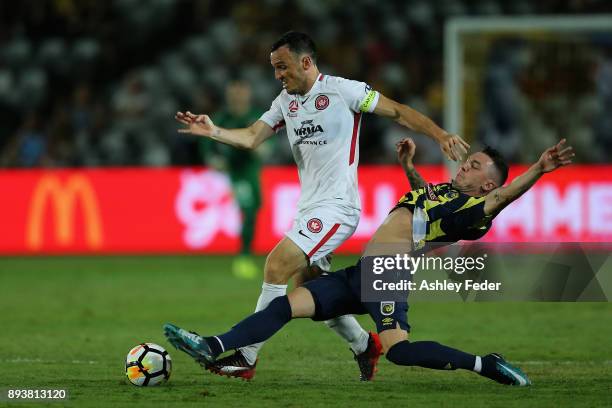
[125,343,172,386]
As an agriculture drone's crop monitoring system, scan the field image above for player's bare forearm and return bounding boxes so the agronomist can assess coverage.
[484,139,574,216]
[403,164,426,190]
[176,113,273,150]
[376,96,446,142]
[484,164,542,216]
[397,138,426,190]
[207,126,258,150]
[212,121,274,150]
[374,95,468,161]
[394,104,447,142]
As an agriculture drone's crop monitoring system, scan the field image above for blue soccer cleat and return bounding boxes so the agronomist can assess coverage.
[482,353,532,386]
[163,323,215,367]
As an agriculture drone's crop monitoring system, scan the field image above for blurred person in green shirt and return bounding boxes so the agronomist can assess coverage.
[200,81,266,279]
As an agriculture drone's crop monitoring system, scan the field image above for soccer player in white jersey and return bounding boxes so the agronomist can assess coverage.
[175,31,469,380]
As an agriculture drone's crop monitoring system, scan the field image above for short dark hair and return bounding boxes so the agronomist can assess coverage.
[482,146,509,186]
[271,31,317,63]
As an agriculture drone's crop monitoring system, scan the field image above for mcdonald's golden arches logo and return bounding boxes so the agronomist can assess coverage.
[27,174,103,249]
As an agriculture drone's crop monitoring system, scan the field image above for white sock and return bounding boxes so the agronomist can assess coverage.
[324,315,370,354]
[238,282,287,364]
[473,356,482,373]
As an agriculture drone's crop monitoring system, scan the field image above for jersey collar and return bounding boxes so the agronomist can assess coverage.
[299,73,324,102]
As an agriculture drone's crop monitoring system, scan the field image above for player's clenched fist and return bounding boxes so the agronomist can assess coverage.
[175,111,219,137]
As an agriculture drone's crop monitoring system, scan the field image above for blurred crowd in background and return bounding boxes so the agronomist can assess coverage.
[1,0,611,168]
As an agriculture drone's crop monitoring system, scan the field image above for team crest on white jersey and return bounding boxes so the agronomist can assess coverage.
[315,94,329,110]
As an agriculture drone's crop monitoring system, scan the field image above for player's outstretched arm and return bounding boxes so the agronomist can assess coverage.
[397,138,426,190]
[175,111,274,150]
[373,95,469,161]
[484,139,574,216]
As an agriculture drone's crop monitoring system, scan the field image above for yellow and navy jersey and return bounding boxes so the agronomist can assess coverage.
[391,183,493,251]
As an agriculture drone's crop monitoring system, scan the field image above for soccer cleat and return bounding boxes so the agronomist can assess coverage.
[163,323,215,367]
[481,353,532,386]
[353,331,383,381]
[207,350,257,381]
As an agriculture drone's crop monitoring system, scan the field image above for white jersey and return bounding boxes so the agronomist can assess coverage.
[259,74,379,212]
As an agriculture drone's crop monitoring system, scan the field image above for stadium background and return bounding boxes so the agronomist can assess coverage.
[1,1,611,407]
[1,0,611,254]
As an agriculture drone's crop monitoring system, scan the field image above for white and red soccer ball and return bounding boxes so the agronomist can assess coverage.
[125,343,172,386]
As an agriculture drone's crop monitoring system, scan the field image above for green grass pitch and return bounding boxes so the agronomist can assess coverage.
[1,255,611,407]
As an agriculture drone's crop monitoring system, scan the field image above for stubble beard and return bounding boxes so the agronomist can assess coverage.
[451,179,469,193]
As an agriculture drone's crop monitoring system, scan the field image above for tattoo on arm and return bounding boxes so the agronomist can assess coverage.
[405,166,426,190]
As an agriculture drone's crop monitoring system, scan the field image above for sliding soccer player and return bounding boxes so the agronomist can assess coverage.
[165,138,573,385]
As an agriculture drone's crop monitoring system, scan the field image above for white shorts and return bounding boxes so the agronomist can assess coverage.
[285,204,360,267]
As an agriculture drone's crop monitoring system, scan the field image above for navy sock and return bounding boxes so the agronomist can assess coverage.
[205,296,292,357]
[386,340,476,371]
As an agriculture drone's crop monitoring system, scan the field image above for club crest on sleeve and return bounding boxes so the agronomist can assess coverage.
[315,95,329,110]
[381,301,395,316]
[307,218,323,233]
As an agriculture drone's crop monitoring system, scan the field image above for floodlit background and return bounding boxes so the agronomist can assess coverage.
[1,0,611,167]
[1,1,611,255]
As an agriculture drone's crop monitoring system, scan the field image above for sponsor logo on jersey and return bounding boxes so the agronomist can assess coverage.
[294,122,324,137]
[288,100,299,117]
[294,120,327,145]
[425,184,440,201]
[315,94,329,110]
[381,301,395,316]
[296,139,327,145]
[307,218,323,233]
[381,317,394,326]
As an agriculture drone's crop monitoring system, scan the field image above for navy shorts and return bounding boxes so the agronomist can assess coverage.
[302,262,410,333]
